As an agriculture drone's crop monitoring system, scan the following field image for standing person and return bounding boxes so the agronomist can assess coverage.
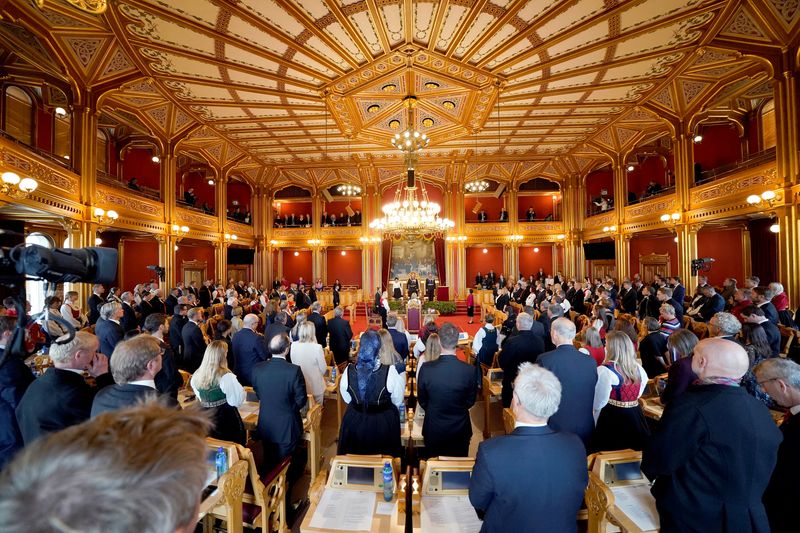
[379,291,390,329]
[579,326,605,366]
[180,307,207,373]
[642,338,781,532]
[392,277,402,300]
[16,331,113,444]
[289,322,327,405]
[338,330,403,456]
[754,358,800,533]
[168,304,189,362]
[141,313,183,400]
[466,288,475,324]
[60,291,88,329]
[639,317,669,378]
[386,313,409,362]
[425,274,436,302]
[87,284,105,325]
[119,292,138,334]
[406,274,419,299]
[660,329,700,404]
[472,314,500,369]
[198,280,213,309]
[0,316,34,469]
[306,302,328,348]
[536,318,597,447]
[95,302,124,360]
[469,364,587,533]
[591,332,650,452]
[327,306,353,365]
[418,323,478,458]
[231,313,268,387]
[190,340,246,445]
[498,313,545,407]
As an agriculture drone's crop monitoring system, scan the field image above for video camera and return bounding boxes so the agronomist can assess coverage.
[691,257,714,276]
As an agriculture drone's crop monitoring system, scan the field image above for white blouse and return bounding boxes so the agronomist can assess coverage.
[290,341,327,403]
[339,364,405,408]
[592,363,649,422]
[60,303,86,328]
[190,372,246,407]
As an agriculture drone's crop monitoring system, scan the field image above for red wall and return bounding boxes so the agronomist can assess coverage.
[227,181,252,213]
[121,239,159,290]
[282,249,313,284]
[519,245,553,277]
[697,227,743,287]
[381,181,443,205]
[181,170,216,208]
[176,243,216,282]
[36,109,52,151]
[122,148,160,190]
[464,195,507,222]
[586,168,614,202]
[517,195,556,220]
[627,155,670,200]
[274,200,312,221]
[466,246,504,282]
[628,235,679,280]
[326,249,362,287]
[693,124,741,172]
[323,199,362,220]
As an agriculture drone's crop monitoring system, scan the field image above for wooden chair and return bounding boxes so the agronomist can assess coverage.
[406,301,422,334]
[235,443,291,533]
[502,407,516,435]
[208,459,249,533]
[778,325,795,357]
[304,402,324,480]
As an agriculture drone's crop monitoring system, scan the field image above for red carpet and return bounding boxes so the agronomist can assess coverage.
[348,310,484,337]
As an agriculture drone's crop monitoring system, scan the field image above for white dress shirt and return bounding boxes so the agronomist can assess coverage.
[339,364,405,408]
[592,363,649,422]
[472,323,500,354]
[190,372,245,407]
[128,379,157,389]
[290,341,327,404]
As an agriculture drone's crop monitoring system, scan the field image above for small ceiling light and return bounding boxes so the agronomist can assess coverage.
[533,247,540,253]
[294,251,300,256]
[382,83,397,92]
[367,104,380,113]
[388,119,401,129]
[627,164,635,172]
[422,117,434,127]
[770,223,780,233]
[693,134,703,143]
[424,81,440,89]
[207,179,215,185]
[151,155,160,163]
[54,107,67,117]
[443,100,456,110]
[746,194,761,205]
[482,248,488,254]
[94,237,102,246]
[341,250,346,256]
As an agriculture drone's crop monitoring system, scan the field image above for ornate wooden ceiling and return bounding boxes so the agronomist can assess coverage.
[0,0,797,188]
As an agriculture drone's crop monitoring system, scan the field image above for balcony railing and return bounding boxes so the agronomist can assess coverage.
[0,128,73,170]
[96,170,161,201]
[695,147,777,185]
[626,184,676,206]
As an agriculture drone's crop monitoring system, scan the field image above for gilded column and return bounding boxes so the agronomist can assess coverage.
[71,95,98,206]
[672,126,694,212]
[611,155,626,229]
[676,223,701,285]
[162,141,178,223]
[507,186,518,231]
[775,204,800,309]
[215,241,228,284]
[61,219,86,301]
[613,233,632,281]
[216,174,227,233]
[156,234,176,289]
[772,53,799,186]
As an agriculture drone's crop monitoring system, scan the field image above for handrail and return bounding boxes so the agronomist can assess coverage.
[0,128,73,170]
[695,147,776,184]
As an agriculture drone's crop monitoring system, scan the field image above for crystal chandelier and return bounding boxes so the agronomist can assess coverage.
[390,96,430,153]
[465,180,489,193]
[337,184,361,196]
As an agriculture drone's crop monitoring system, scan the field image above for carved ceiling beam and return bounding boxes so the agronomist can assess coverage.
[325,0,378,61]
[502,78,658,102]
[0,63,72,97]
[426,0,449,52]
[363,0,390,52]
[444,0,489,59]
[460,0,537,62]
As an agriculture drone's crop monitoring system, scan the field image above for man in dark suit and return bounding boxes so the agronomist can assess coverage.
[639,317,669,378]
[752,286,779,324]
[656,287,684,325]
[87,284,105,325]
[642,338,781,532]
[742,306,781,356]
[694,285,725,322]
[486,270,496,286]
[163,288,180,317]
[307,302,328,348]
[16,331,113,444]
[169,304,189,362]
[187,280,199,299]
[223,296,236,320]
[264,312,289,351]
[470,363,587,532]
[198,280,213,309]
[387,314,409,361]
[91,335,177,417]
[418,323,477,458]
[425,275,436,302]
[755,358,800,533]
[669,276,685,307]
[0,316,34,469]
[142,313,183,400]
[180,307,207,373]
[327,306,353,365]
[232,314,268,387]
[620,280,638,314]
[536,318,597,447]
[95,302,125,360]
[498,313,545,407]
[638,285,660,320]
[119,291,138,334]
[406,275,419,298]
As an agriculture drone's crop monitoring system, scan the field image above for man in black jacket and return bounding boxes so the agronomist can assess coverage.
[0,316,34,469]
[306,302,328,348]
[120,291,138,334]
[418,322,477,458]
[16,331,113,444]
[95,302,125,360]
[232,314,268,387]
[620,280,638,314]
[91,335,177,417]
[169,304,189,361]
[163,288,180,317]
[142,313,183,400]
[752,286,779,324]
[327,306,353,365]
[755,358,800,533]
[639,317,668,378]
[198,280,213,309]
[87,284,105,325]
[387,313,409,361]
[180,307,207,373]
[498,313,545,407]
[742,306,781,356]
[264,312,290,351]
[656,286,684,325]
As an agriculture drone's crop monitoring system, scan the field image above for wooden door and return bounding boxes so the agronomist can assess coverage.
[181,260,207,286]
[591,260,617,281]
[639,253,670,283]
[227,266,249,284]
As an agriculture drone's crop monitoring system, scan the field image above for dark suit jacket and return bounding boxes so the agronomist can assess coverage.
[537,345,597,446]
[87,294,103,325]
[231,328,268,387]
[638,295,660,320]
[327,316,353,364]
[164,295,178,316]
[758,302,779,325]
[169,314,187,357]
[495,293,510,311]
[418,354,477,456]
[469,426,587,533]
[91,383,177,418]
[95,318,124,359]
[0,351,34,469]
[154,339,182,399]
[697,293,725,322]
[181,321,207,373]
[199,286,212,308]
[16,368,114,444]
[761,320,781,356]
[388,328,409,359]
[672,284,686,307]
[120,302,138,333]
[639,331,668,378]
[764,413,800,533]
[498,331,545,407]
[621,289,638,314]
[642,385,781,533]
[263,322,289,352]
[307,312,328,348]
[251,357,307,461]
[223,304,233,320]
[660,355,696,404]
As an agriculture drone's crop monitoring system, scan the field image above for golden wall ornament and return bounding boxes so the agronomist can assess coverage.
[36,0,108,15]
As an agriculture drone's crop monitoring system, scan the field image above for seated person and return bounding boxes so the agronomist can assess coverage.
[469,363,587,532]
[183,188,197,206]
[0,403,211,533]
[127,177,141,191]
[526,207,536,221]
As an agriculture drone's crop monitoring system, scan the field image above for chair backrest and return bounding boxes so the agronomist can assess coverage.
[218,459,248,533]
[502,408,516,435]
[406,306,421,334]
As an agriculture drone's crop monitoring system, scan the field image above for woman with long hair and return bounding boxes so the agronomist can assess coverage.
[591,331,650,453]
[416,332,443,374]
[660,329,700,404]
[740,323,774,406]
[580,326,605,366]
[190,340,246,444]
[290,311,307,342]
[60,290,87,329]
[214,319,234,369]
[377,328,405,375]
[290,322,327,405]
[337,330,404,456]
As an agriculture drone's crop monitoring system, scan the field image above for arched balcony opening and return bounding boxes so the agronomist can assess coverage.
[516,177,561,221]
[624,136,675,206]
[463,179,508,223]
[118,138,162,200]
[272,185,312,227]
[585,166,614,216]
[177,151,216,214]
[323,183,362,226]
[226,176,252,225]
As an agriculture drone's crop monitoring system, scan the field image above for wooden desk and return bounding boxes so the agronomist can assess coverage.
[400,408,425,446]
[482,373,503,439]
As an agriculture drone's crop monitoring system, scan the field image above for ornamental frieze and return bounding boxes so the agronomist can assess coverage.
[96,186,163,217]
[517,222,565,232]
[226,220,253,236]
[321,226,361,237]
[175,208,217,227]
[1,149,78,195]
[690,167,777,205]
[274,227,312,239]
[626,195,677,219]
[583,212,615,229]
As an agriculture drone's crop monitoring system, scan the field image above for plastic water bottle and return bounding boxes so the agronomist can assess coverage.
[399,403,406,423]
[330,365,337,384]
[215,447,227,481]
[382,461,394,502]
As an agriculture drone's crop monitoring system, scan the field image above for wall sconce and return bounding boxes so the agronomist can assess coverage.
[1,172,38,199]
[692,133,703,143]
[269,239,279,246]
[770,222,780,233]
[93,207,119,224]
[482,248,488,254]
[747,190,778,207]
[602,225,617,233]
[340,250,347,256]
[509,234,523,242]
[307,238,322,246]
[294,251,300,256]
[94,237,103,246]
[54,106,68,117]
[533,247,540,253]
[557,234,566,240]
[151,155,160,164]
[172,224,189,242]
[224,233,238,242]
[446,235,468,242]
[626,164,635,172]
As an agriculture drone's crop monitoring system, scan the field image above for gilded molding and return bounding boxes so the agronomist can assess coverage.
[321,226,361,237]
[274,227,312,239]
[625,195,677,219]
[0,147,78,196]
[175,207,218,228]
[96,185,164,218]
[583,212,615,229]
[689,166,777,206]
[517,222,565,232]
[226,220,254,236]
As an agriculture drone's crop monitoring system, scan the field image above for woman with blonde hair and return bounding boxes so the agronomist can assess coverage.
[416,332,443,374]
[590,331,649,453]
[290,322,327,405]
[377,328,405,375]
[190,340,246,444]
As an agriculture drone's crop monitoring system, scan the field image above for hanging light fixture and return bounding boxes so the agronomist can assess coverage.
[465,180,490,193]
[371,93,453,239]
[337,184,362,196]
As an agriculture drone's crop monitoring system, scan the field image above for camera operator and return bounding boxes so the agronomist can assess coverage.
[0,316,34,469]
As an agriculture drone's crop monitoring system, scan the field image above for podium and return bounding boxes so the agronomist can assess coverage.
[436,286,449,301]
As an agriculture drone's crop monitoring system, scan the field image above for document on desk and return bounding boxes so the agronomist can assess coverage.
[421,495,482,533]
[611,484,659,531]
[308,488,376,531]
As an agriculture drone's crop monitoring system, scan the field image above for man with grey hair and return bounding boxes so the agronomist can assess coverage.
[307,301,328,348]
[327,306,353,365]
[469,363,588,532]
[755,358,800,532]
[536,317,597,446]
[119,291,138,333]
[643,338,781,532]
[708,311,742,344]
[180,307,207,373]
[0,404,211,533]
[95,301,124,359]
[232,313,268,387]
[498,313,545,407]
[91,335,177,417]
[16,331,113,444]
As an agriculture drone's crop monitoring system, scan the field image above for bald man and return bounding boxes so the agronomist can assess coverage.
[642,338,781,533]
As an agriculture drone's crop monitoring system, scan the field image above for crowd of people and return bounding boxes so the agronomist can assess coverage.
[271,210,363,228]
[0,268,798,532]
